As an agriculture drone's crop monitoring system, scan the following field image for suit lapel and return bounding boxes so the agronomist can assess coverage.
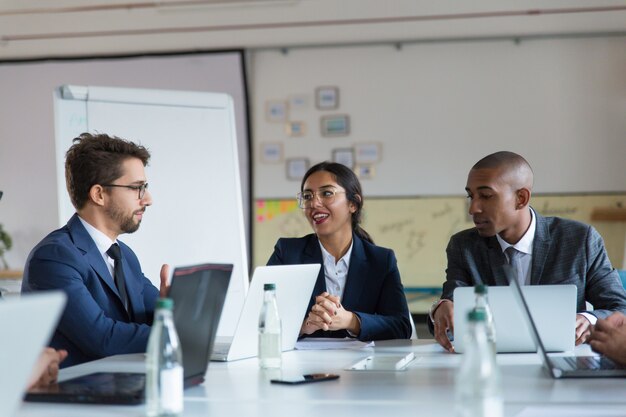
[341,235,367,309]
[530,211,550,285]
[303,235,326,301]
[486,236,509,286]
[68,214,128,316]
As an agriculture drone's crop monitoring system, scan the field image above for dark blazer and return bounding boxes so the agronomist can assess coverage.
[22,214,159,367]
[267,233,411,341]
[441,209,626,319]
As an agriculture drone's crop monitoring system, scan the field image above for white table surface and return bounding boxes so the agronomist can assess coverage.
[15,340,626,417]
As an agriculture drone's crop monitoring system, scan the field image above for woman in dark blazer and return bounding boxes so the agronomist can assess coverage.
[267,162,411,341]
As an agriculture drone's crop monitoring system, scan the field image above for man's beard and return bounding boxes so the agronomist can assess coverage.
[106,204,142,234]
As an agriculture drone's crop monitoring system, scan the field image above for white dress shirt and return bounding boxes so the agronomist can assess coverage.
[496,208,536,286]
[319,240,353,301]
[77,216,117,280]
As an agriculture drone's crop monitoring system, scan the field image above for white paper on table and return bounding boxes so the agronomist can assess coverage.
[516,406,626,417]
[294,337,375,350]
[346,352,417,371]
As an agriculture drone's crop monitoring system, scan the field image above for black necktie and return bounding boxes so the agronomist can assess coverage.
[106,243,130,313]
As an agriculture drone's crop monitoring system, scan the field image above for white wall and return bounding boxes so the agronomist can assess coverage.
[251,36,626,198]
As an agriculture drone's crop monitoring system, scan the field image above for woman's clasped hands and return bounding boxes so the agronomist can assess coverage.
[300,292,360,336]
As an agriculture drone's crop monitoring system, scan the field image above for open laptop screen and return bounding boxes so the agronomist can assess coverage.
[453,284,576,353]
[25,262,232,404]
[169,263,232,385]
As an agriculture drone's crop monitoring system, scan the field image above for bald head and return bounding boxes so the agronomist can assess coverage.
[466,151,534,243]
[472,151,534,192]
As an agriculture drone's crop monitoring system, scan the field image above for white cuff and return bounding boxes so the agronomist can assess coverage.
[579,312,597,326]
[429,299,452,322]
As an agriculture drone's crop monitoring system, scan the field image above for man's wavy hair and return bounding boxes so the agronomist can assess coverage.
[65,132,150,210]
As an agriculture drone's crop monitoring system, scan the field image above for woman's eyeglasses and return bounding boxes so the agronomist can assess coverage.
[296,188,345,209]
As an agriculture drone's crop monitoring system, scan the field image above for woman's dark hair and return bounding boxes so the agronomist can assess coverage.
[300,161,373,244]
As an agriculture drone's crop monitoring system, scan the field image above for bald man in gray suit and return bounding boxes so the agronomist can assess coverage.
[430,151,626,352]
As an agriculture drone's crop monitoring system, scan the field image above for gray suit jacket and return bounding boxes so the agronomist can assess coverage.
[442,209,626,320]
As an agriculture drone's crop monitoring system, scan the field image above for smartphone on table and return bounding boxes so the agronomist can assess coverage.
[270,373,339,385]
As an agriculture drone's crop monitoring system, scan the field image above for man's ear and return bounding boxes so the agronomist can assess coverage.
[516,188,531,209]
[89,185,106,207]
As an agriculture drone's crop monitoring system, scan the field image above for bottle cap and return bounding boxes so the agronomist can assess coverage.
[156,298,174,310]
[468,309,486,322]
[474,284,488,294]
[264,283,276,291]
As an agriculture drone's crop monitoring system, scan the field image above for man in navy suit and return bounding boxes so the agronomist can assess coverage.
[22,133,168,367]
[430,151,626,352]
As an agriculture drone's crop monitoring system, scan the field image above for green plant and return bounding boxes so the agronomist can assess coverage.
[0,223,12,270]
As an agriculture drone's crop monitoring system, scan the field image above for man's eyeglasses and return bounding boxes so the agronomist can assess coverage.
[101,183,149,200]
[296,188,345,209]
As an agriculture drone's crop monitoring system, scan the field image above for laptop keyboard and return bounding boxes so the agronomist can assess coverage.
[561,356,618,370]
[212,343,229,355]
[60,373,146,395]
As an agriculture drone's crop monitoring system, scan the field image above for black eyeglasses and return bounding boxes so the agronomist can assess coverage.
[101,183,149,200]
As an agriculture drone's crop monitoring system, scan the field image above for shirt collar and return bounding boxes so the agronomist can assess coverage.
[496,207,536,255]
[77,216,117,257]
[319,239,353,268]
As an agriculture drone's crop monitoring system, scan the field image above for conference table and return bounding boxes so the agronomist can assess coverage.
[16,340,626,417]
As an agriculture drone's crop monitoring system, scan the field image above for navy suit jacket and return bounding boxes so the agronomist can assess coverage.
[22,214,159,367]
[267,233,411,341]
[429,209,626,333]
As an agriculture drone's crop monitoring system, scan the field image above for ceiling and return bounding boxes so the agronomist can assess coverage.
[1,0,626,59]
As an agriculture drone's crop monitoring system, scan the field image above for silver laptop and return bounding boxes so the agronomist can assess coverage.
[0,292,66,416]
[453,284,576,353]
[211,264,320,362]
[505,265,626,378]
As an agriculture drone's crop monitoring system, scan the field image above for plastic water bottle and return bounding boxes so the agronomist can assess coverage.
[258,283,282,369]
[474,284,496,354]
[455,310,503,417]
[146,298,184,417]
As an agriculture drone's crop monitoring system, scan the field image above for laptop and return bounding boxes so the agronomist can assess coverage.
[211,264,320,362]
[25,263,232,404]
[505,265,626,378]
[453,284,576,353]
[0,292,66,417]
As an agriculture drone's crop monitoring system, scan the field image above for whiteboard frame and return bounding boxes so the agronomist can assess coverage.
[54,85,249,337]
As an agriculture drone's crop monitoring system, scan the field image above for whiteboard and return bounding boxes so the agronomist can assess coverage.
[54,85,248,337]
[253,194,626,291]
